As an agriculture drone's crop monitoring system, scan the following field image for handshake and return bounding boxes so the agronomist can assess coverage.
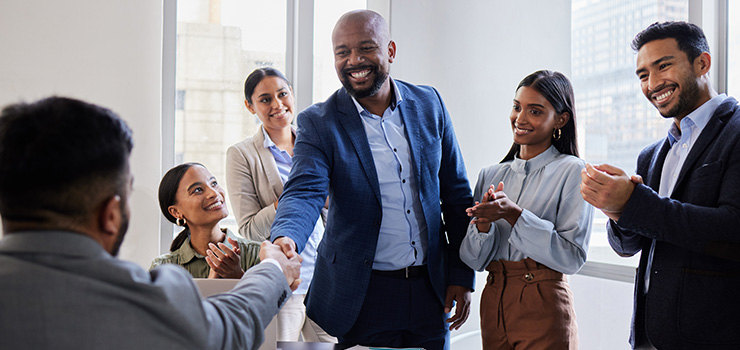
[259,237,303,291]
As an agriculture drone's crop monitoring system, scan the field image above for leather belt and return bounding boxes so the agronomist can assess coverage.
[372,265,427,279]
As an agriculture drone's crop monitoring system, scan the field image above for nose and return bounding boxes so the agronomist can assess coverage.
[647,72,662,93]
[514,110,526,124]
[349,49,365,65]
[205,185,220,199]
[271,96,283,110]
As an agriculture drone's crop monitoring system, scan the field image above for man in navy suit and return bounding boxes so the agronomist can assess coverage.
[580,22,740,349]
[270,9,474,350]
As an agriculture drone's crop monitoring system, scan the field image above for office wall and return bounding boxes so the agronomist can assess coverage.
[388,0,572,181]
[0,0,163,268]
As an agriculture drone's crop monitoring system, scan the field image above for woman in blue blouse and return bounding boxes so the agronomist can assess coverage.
[461,70,593,349]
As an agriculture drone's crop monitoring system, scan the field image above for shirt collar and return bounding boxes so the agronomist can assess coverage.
[261,125,296,150]
[511,145,560,174]
[667,93,727,145]
[350,77,403,116]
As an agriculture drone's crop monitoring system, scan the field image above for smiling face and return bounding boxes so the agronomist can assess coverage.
[332,12,395,99]
[168,165,228,227]
[510,86,568,160]
[636,38,705,120]
[246,76,295,133]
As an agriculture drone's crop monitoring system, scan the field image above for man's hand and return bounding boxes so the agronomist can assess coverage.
[273,236,298,259]
[205,237,245,279]
[580,163,637,221]
[260,240,303,291]
[444,285,472,331]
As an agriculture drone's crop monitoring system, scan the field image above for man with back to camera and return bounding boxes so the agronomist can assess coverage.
[580,21,740,349]
[269,9,474,350]
[0,96,302,350]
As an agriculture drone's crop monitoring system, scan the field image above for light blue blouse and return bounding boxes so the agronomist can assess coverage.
[460,146,593,274]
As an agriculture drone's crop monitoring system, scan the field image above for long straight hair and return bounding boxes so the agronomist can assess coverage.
[501,70,579,163]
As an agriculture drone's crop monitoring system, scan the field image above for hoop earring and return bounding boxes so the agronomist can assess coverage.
[176,218,187,227]
[552,128,562,141]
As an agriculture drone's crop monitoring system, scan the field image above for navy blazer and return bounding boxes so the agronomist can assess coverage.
[608,97,740,349]
[271,80,474,337]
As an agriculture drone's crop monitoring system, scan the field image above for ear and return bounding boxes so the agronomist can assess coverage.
[168,206,181,221]
[98,195,123,253]
[557,112,570,129]
[695,52,711,76]
[244,100,256,114]
[387,40,396,63]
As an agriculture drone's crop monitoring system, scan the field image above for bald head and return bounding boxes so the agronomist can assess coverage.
[332,10,390,45]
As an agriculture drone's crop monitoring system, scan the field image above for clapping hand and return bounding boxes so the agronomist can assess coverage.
[206,237,244,279]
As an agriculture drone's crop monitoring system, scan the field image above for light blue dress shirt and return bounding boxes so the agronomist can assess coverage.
[350,78,427,270]
[262,127,323,294]
[644,93,727,292]
[460,146,593,274]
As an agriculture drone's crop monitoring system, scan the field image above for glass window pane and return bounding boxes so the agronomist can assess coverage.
[175,0,287,235]
[571,0,688,266]
[313,0,367,103]
[729,1,740,96]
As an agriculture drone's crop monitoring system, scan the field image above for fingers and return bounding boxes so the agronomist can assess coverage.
[273,237,297,259]
[495,181,504,192]
[444,286,472,330]
[631,174,643,184]
[289,278,302,291]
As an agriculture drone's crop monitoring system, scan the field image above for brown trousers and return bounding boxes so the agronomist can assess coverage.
[481,258,578,350]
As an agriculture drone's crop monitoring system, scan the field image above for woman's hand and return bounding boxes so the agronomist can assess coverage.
[466,182,522,228]
[205,237,245,279]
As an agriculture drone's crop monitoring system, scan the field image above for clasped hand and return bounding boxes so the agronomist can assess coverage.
[580,163,643,221]
[466,182,522,230]
[261,239,303,291]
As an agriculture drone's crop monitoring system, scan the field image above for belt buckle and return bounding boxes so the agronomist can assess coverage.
[405,266,409,278]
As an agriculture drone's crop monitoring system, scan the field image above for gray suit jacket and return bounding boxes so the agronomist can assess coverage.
[0,231,290,350]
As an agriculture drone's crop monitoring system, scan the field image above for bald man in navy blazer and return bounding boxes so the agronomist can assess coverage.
[270,10,474,350]
[581,22,740,350]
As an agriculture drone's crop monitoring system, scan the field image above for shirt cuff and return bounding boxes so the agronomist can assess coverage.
[261,258,283,273]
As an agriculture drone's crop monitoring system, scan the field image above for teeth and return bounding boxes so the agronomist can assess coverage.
[654,90,673,102]
[272,110,288,118]
[206,201,221,210]
[350,70,370,78]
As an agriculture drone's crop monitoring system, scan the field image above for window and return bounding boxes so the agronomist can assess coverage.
[728,1,740,96]
[571,0,688,269]
[174,0,288,235]
[313,0,367,103]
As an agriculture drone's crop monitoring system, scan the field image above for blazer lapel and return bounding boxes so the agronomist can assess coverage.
[336,89,382,205]
[646,138,671,191]
[397,92,422,187]
[252,126,285,198]
[671,98,736,197]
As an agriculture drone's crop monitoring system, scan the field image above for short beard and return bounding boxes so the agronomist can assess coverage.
[659,75,701,119]
[340,67,388,99]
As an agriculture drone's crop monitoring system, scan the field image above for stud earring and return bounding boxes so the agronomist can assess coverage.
[176,218,187,227]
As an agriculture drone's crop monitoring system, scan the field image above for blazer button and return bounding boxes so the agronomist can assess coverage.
[524,273,533,281]
[364,259,371,267]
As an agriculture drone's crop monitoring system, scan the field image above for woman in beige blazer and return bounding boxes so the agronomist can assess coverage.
[226,67,333,343]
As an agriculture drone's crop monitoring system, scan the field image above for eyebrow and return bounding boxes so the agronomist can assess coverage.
[257,87,287,99]
[513,99,545,109]
[334,40,378,50]
[636,55,675,75]
[186,177,216,192]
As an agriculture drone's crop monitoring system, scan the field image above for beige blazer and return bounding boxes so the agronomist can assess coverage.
[225,126,284,241]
